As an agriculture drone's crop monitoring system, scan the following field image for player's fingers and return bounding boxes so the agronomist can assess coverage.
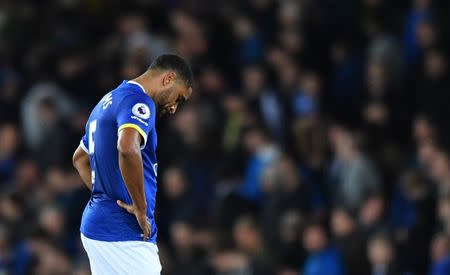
[143,225,150,240]
[139,219,150,240]
[116,200,133,213]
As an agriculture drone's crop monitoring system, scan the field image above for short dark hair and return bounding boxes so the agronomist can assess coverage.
[149,54,193,88]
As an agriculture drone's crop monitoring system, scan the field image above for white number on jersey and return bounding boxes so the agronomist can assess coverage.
[88,120,97,154]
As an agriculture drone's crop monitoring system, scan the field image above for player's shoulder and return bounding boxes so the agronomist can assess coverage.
[115,82,156,118]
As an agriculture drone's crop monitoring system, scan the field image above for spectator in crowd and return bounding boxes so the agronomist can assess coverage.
[0,123,19,184]
[261,153,323,244]
[331,129,381,209]
[302,223,346,275]
[437,194,450,235]
[331,207,370,275]
[430,233,450,275]
[415,47,450,130]
[1,0,450,273]
[166,221,209,275]
[231,215,275,275]
[241,64,284,143]
[390,170,435,274]
[0,223,9,273]
[359,193,388,237]
[367,234,400,275]
[274,211,305,274]
[238,128,280,202]
[159,166,196,239]
[430,150,450,195]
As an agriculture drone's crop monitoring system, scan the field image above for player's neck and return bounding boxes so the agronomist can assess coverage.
[131,74,157,100]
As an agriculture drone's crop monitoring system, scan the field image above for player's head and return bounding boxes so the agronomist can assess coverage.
[147,54,193,116]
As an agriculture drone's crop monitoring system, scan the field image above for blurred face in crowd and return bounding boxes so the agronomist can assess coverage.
[170,12,207,57]
[431,234,450,262]
[199,67,224,94]
[121,61,142,80]
[335,131,357,161]
[33,244,71,275]
[278,0,300,28]
[58,54,85,79]
[280,29,303,55]
[425,50,447,78]
[39,206,64,237]
[401,171,427,200]
[360,195,385,227]
[38,99,59,128]
[279,211,302,243]
[413,116,435,144]
[117,15,145,34]
[437,196,450,223]
[430,152,450,181]
[299,72,321,97]
[416,20,436,49]
[418,142,438,169]
[170,221,194,251]
[328,124,345,150]
[414,0,430,10]
[367,62,386,96]
[45,167,66,194]
[243,129,267,153]
[0,74,19,102]
[0,224,7,251]
[278,61,299,90]
[263,155,300,192]
[278,156,300,189]
[171,106,198,145]
[233,17,254,40]
[331,43,348,64]
[302,224,327,253]
[162,167,188,200]
[242,66,265,96]
[0,195,21,224]
[331,209,356,238]
[15,160,39,189]
[223,95,245,114]
[233,217,261,253]
[364,0,383,8]
[0,124,19,158]
[368,237,394,266]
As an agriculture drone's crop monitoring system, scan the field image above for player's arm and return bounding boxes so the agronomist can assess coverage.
[116,127,151,240]
[72,145,92,190]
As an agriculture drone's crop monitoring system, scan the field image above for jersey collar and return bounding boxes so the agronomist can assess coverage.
[127,80,147,94]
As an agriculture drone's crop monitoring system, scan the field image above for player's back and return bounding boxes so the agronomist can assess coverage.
[80,80,158,243]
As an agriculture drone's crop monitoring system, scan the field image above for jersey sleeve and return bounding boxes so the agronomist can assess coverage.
[116,94,155,149]
[80,133,89,153]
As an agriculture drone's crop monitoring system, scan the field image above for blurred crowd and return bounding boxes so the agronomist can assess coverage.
[1,0,450,274]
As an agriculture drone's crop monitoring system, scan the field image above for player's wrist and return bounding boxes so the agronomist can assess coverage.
[134,207,147,216]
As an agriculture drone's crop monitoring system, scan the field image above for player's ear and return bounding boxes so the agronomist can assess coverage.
[163,71,177,87]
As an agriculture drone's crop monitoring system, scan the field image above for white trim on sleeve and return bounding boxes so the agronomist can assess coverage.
[80,140,89,154]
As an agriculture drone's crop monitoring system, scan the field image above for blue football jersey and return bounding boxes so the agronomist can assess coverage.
[79,80,159,243]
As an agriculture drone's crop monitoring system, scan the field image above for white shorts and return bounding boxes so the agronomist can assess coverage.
[81,233,162,275]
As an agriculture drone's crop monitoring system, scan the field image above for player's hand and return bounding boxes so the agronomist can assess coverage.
[117,200,151,240]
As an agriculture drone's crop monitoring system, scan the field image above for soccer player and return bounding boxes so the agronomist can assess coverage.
[72,54,193,274]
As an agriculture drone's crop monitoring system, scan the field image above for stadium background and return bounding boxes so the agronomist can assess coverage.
[1,0,450,274]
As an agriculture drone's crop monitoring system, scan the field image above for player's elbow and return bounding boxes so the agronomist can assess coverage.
[73,149,82,169]
[73,147,87,170]
[72,152,78,169]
